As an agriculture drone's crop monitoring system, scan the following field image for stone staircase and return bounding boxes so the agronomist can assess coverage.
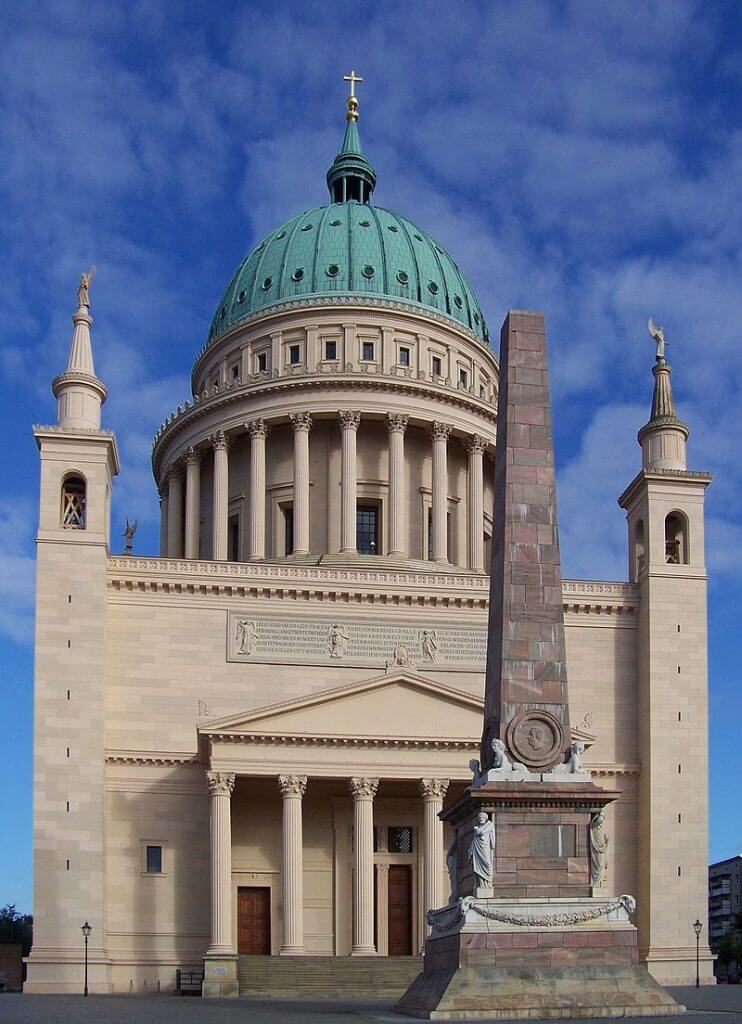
[237,955,423,999]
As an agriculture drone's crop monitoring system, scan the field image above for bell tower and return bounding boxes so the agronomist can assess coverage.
[618,319,713,983]
[26,272,119,992]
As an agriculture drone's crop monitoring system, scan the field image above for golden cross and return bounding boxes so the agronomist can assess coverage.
[343,68,363,100]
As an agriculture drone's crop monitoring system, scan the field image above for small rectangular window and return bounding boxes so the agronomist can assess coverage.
[459,367,468,386]
[231,363,239,380]
[431,355,442,377]
[398,346,410,367]
[257,352,268,372]
[228,516,239,562]
[288,344,301,365]
[388,826,414,853]
[324,340,337,361]
[146,845,162,874]
[362,341,375,361]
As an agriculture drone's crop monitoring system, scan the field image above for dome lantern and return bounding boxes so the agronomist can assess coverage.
[326,69,376,204]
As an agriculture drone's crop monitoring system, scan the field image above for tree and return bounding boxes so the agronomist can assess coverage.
[0,905,32,957]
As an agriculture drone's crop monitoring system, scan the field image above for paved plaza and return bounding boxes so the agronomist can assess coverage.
[1,987,741,1024]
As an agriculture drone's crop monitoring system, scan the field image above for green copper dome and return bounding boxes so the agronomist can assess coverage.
[208,107,489,345]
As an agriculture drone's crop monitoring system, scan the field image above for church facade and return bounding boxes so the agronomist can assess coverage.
[26,85,713,993]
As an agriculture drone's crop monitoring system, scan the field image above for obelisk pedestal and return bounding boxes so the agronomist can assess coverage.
[395,312,679,1019]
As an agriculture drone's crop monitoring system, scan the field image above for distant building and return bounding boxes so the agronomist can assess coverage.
[709,856,742,949]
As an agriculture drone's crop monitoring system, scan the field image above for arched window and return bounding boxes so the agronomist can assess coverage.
[633,519,645,580]
[61,475,86,530]
[665,511,688,565]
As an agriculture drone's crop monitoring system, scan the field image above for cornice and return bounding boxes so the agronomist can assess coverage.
[106,750,201,767]
[106,558,637,614]
[618,467,713,507]
[205,731,479,750]
[151,370,497,478]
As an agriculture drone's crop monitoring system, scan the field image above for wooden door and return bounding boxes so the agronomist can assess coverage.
[387,865,412,955]
[237,886,271,955]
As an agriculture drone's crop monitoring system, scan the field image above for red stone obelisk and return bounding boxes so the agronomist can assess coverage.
[481,311,572,773]
[395,311,679,1020]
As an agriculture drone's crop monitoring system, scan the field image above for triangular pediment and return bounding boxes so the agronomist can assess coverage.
[199,670,484,743]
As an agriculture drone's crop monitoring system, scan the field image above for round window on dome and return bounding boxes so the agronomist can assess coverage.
[397,271,409,285]
[261,277,273,290]
[301,223,313,231]
[327,264,340,277]
[254,242,265,252]
[291,268,305,282]
[387,225,399,233]
[362,265,375,278]
[428,281,439,294]
[454,295,463,309]
[238,290,247,303]
[414,234,423,241]
[330,219,341,226]
[359,220,370,227]
[275,231,286,240]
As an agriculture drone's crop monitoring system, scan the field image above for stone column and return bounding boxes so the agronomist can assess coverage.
[431,422,451,563]
[166,467,184,558]
[421,778,449,927]
[211,432,229,561]
[290,413,312,556]
[206,771,236,956]
[184,446,201,559]
[349,776,379,955]
[466,435,486,573]
[248,419,269,560]
[278,774,308,955]
[159,488,168,556]
[339,411,361,554]
[387,414,408,558]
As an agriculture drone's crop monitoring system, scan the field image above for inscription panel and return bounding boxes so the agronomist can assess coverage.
[227,613,486,671]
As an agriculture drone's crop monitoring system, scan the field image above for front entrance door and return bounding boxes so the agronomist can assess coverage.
[387,865,412,955]
[237,886,271,954]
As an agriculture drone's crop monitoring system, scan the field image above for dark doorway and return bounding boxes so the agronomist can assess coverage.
[387,865,412,955]
[237,886,271,955]
[357,504,379,554]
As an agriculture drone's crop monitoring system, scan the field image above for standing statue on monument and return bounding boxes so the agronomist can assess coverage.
[446,832,458,902]
[468,811,495,888]
[589,811,610,887]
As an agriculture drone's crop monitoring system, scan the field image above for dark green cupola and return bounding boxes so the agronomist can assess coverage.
[326,69,376,204]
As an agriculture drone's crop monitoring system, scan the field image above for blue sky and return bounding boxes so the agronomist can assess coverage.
[1,1,740,913]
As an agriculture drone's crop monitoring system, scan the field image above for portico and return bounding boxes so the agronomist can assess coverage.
[198,671,481,970]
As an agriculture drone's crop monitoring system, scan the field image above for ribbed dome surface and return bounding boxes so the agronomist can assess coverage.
[208,202,489,344]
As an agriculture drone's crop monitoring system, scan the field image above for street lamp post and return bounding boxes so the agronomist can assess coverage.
[81,921,92,996]
[693,918,702,988]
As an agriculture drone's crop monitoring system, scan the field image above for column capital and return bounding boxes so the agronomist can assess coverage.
[210,430,229,452]
[386,413,409,434]
[289,412,313,433]
[247,418,270,440]
[430,421,452,442]
[206,770,235,797]
[278,774,308,798]
[186,444,202,466]
[420,778,450,801]
[166,464,184,483]
[465,434,487,454]
[339,410,361,431]
[349,776,379,800]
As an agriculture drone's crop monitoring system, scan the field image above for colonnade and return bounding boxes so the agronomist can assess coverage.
[205,771,450,958]
[161,415,487,570]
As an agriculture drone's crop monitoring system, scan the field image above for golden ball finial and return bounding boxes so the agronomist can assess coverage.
[343,68,363,121]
